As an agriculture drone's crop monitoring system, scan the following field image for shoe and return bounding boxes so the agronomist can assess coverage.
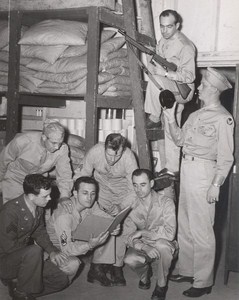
[1,278,17,297]
[110,266,126,286]
[87,263,113,287]
[151,284,168,300]
[169,274,194,283]
[146,118,162,130]
[138,264,153,290]
[12,289,36,300]
[182,286,212,297]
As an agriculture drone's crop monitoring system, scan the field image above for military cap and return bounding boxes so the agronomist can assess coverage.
[205,67,232,92]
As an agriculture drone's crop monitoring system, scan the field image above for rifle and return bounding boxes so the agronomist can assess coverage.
[119,29,191,99]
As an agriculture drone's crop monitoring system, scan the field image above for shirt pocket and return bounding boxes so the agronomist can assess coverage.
[198,124,216,137]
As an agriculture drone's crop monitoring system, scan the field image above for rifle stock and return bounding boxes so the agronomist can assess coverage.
[119,29,191,99]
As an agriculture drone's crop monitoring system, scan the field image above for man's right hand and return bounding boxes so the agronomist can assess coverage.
[58,197,73,214]
[88,231,109,249]
[142,245,160,259]
[163,101,177,123]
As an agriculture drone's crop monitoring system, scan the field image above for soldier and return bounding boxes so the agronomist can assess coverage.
[124,169,177,300]
[164,67,234,297]
[0,174,69,300]
[0,119,73,204]
[144,9,196,178]
[47,176,120,287]
[73,133,138,286]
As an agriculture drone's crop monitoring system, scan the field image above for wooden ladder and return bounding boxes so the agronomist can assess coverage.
[85,0,152,169]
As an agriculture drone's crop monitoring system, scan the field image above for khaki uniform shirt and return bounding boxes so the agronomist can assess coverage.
[172,103,234,180]
[74,143,138,210]
[124,190,176,249]
[0,131,73,202]
[156,31,196,84]
[47,198,91,256]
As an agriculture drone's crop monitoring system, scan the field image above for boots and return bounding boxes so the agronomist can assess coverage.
[151,284,168,300]
[1,278,17,297]
[87,263,113,287]
[12,289,36,300]
[110,266,126,286]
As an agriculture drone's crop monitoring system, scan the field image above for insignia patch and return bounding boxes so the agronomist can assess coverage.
[60,231,67,246]
[227,117,233,125]
[6,222,17,234]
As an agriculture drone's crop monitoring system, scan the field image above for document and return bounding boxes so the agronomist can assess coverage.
[72,206,132,241]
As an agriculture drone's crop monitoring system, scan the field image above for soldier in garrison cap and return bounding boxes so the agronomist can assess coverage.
[163,67,234,297]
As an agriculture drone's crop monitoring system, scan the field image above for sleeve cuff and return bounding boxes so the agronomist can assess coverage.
[212,175,225,187]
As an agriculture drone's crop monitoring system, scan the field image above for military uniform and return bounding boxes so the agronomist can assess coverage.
[74,142,138,267]
[124,190,177,287]
[145,30,196,172]
[0,195,69,296]
[169,98,234,287]
[46,196,115,271]
[0,131,73,203]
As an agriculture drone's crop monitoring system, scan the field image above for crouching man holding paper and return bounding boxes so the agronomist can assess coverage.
[46,176,120,287]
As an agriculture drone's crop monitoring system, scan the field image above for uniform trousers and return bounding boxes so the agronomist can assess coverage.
[145,76,193,173]
[0,244,69,296]
[124,239,174,287]
[177,157,216,288]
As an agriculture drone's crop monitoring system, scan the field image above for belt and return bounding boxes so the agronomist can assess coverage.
[182,154,216,162]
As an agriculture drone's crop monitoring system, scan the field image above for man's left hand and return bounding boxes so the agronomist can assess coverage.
[207,185,220,204]
[59,197,73,214]
[110,224,121,236]
[50,251,68,266]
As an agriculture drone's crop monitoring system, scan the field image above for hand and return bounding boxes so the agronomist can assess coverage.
[59,197,73,214]
[163,101,177,123]
[150,61,166,76]
[50,251,68,266]
[111,224,121,236]
[128,231,142,244]
[88,231,109,249]
[105,204,121,217]
[207,185,220,204]
[142,245,160,259]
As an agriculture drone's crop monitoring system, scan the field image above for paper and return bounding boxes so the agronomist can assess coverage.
[72,206,132,241]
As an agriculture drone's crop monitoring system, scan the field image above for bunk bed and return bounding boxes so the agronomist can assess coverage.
[4,1,152,169]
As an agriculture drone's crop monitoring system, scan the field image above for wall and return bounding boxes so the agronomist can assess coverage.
[151,0,239,66]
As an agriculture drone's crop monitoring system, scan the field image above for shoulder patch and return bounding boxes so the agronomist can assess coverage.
[227,117,233,125]
[60,231,67,246]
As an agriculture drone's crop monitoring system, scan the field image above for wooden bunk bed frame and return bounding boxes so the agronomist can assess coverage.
[5,1,154,169]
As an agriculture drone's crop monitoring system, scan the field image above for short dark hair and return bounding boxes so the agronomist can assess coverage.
[23,174,52,195]
[132,169,154,181]
[160,9,182,25]
[74,176,98,192]
[105,133,127,152]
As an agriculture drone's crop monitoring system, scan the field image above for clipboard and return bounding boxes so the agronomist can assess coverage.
[106,205,132,233]
[72,206,131,241]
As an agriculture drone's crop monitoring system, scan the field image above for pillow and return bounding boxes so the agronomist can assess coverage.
[38,77,85,90]
[21,44,68,64]
[0,61,8,72]
[60,29,116,58]
[26,55,88,73]
[19,19,88,46]
[0,24,28,49]
[0,50,8,62]
[33,68,88,83]
[100,37,126,62]
[100,57,129,70]
[0,21,8,49]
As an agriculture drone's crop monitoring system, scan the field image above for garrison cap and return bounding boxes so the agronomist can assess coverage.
[205,67,232,92]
